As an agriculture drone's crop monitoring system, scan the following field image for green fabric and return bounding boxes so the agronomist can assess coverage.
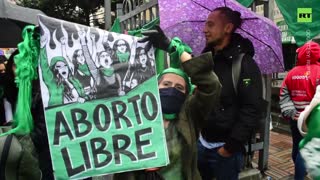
[155,49,166,74]
[236,0,254,7]
[299,104,320,179]
[163,113,177,120]
[69,77,86,98]
[100,67,114,77]
[110,18,122,33]
[299,104,320,149]
[110,18,167,74]
[77,63,91,76]
[1,26,40,136]
[126,18,167,74]
[49,56,65,67]
[159,122,183,180]
[128,18,160,37]
[113,52,221,180]
[116,51,130,63]
[168,37,193,68]
[40,50,64,106]
[275,0,320,46]
[40,49,86,106]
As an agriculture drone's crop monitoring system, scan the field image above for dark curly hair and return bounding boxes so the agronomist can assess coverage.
[213,7,242,33]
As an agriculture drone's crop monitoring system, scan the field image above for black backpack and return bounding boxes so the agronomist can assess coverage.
[0,126,42,180]
[231,53,268,120]
[232,53,269,169]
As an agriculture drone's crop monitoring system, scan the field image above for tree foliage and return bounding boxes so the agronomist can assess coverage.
[17,0,105,25]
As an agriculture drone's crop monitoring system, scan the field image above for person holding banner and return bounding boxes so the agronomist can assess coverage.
[114,25,221,180]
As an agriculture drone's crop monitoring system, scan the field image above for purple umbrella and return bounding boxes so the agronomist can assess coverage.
[159,0,284,74]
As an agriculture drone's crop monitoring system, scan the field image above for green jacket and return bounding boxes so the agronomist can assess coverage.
[39,48,86,107]
[114,52,221,180]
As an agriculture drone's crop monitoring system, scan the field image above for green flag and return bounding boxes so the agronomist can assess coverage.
[275,0,320,46]
[126,18,168,74]
[110,18,122,33]
[236,0,254,7]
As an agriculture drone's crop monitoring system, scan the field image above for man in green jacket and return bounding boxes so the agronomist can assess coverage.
[114,26,221,180]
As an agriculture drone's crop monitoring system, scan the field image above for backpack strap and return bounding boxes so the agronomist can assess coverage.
[0,134,13,180]
[232,53,245,95]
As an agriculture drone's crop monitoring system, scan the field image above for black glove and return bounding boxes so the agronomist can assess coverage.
[139,25,171,52]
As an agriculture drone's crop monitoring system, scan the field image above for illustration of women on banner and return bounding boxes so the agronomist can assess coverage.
[39,22,87,108]
[39,16,156,108]
[134,45,155,84]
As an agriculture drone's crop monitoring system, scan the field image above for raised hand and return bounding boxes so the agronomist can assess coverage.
[60,36,67,45]
[139,25,171,52]
[90,33,96,42]
[78,29,86,42]
[40,35,48,48]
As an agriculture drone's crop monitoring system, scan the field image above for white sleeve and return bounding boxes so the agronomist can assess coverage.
[3,98,13,123]
[298,85,320,136]
[297,107,308,136]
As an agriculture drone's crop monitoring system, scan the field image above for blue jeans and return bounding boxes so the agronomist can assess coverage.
[290,119,307,180]
[197,140,243,180]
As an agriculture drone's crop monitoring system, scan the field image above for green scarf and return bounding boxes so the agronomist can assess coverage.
[69,77,86,98]
[77,63,91,76]
[116,51,130,63]
[168,37,193,69]
[163,113,177,121]
[100,67,114,77]
[1,25,40,136]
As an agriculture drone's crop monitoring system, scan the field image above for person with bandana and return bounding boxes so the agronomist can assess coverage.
[114,39,131,63]
[60,31,95,98]
[112,38,138,93]
[113,25,221,180]
[71,49,93,91]
[40,33,87,107]
[95,50,124,98]
[134,46,155,84]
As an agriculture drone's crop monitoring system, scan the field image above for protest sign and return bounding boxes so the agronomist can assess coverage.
[38,15,169,180]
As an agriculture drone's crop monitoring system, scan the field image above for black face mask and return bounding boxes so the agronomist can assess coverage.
[159,87,186,116]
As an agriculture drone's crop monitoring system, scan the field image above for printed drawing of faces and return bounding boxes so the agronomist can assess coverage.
[54,61,69,79]
[99,51,113,68]
[116,40,128,53]
[74,49,85,65]
[147,49,154,59]
[137,49,148,65]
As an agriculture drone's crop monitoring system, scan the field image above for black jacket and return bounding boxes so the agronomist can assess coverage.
[201,33,263,153]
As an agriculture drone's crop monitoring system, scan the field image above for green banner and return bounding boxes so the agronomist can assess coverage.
[38,15,169,179]
[236,0,254,7]
[275,0,320,46]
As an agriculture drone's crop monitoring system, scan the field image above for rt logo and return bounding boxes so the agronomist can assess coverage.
[297,8,312,23]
